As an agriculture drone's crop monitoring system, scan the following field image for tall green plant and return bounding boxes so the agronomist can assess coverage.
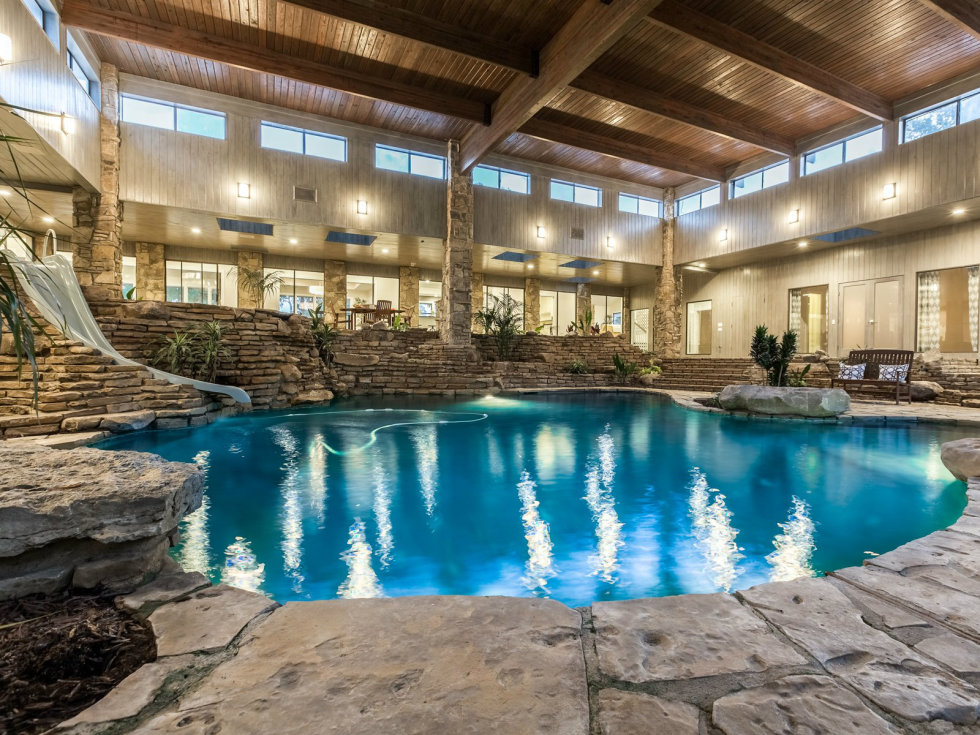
[750,325,799,386]
[238,266,284,305]
[573,308,594,336]
[475,294,523,359]
[152,330,197,375]
[308,303,338,361]
[195,320,230,382]
[612,352,638,383]
[151,321,230,380]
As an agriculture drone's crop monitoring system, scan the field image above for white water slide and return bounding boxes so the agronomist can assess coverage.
[8,248,251,405]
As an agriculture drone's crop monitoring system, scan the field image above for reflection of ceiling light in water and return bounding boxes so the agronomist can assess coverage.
[272,427,305,592]
[338,520,383,598]
[584,427,624,583]
[372,462,393,566]
[517,470,555,591]
[221,536,266,593]
[688,469,743,592]
[766,496,815,582]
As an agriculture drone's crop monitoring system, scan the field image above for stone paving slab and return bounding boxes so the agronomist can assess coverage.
[592,593,807,683]
[596,689,701,735]
[740,577,980,724]
[135,596,590,735]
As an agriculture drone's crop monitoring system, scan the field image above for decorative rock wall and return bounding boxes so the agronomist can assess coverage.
[323,259,347,326]
[398,266,420,326]
[135,242,166,301]
[89,300,334,410]
[653,187,682,357]
[524,277,540,332]
[440,140,474,346]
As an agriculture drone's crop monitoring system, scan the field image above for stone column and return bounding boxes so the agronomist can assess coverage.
[523,277,540,332]
[471,271,485,333]
[72,63,123,301]
[135,242,166,301]
[323,259,347,326]
[398,266,420,326]
[622,288,631,338]
[237,251,265,309]
[439,140,473,346]
[575,282,592,331]
[653,187,682,357]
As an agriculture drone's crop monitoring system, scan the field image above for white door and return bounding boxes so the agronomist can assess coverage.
[839,277,903,351]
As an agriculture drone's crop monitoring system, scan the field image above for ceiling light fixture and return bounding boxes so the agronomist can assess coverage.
[592,269,599,276]
[695,262,706,268]
[60,114,76,135]
[0,34,12,65]
[381,248,390,254]
[191,227,201,234]
[237,182,251,199]
[356,199,368,215]
[798,240,808,248]
[289,237,298,244]
[536,226,546,238]
[787,208,799,224]
[527,263,534,270]
[42,216,54,224]
[952,208,966,215]
[881,182,896,200]
[718,227,728,242]
[0,189,10,197]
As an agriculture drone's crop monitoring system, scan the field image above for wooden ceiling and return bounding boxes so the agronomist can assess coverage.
[63,0,980,188]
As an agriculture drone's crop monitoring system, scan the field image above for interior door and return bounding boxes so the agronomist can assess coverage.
[840,283,869,350]
[873,280,902,347]
[839,277,904,351]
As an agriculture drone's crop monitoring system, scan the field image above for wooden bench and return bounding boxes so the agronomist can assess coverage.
[829,349,914,404]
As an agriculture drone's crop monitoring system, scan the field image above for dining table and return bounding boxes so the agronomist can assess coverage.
[340,305,404,330]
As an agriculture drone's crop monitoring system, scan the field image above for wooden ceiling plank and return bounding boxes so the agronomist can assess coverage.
[520,118,724,181]
[62,0,489,124]
[570,70,794,155]
[458,0,665,172]
[277,0,537,75]
[648,0,893,121]
[916,0,980,40]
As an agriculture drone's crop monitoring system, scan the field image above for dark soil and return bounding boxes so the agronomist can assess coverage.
[0,592,156,735]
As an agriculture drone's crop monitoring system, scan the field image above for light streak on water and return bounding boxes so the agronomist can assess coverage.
[221,536,266,594]
[272,426,305,591]
[516,470,556,592]
[688,469,743,592]
[175,450,213,576]
[767,496,816,582]
[583,426,624,582]
[413,427,438,517]
[306,433,327,525]
[373,458,393,566]
[338,520,383,598]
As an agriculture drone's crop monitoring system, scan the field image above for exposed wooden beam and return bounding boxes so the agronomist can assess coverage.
[61,0,489,124]
[916,0,980,39]
[279,0,538,75]
[570,70,794,156]
[520,118,725,181]
[648,1,893,121]
[459,0,665,172]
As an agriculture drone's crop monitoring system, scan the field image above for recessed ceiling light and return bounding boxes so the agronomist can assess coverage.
[527,264,534,269]
[798,240,808,247]
[0,189,10,197]
[41,216,54,223]
[381,248,390,254]
[288,237,297,244]
[695,262,705,268]
[952,208,966,215]
[592,269,599,276]
[191,227,201,234]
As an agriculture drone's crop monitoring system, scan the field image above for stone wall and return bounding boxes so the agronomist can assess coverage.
[89,300,334,410]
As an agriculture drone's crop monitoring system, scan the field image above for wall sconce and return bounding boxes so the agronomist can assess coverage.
[356,199,368,215]
[787,208,799,224]
[0,34,12,64]
[60,114,76,135]
[881,182,896,200]
[718,227,728,242]
[606,235,615,249]
[237,182,251,199]
[536,226,546,238]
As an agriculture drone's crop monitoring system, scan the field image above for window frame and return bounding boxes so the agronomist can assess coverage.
[259,121,347,162]
[21,0,59,49]
[801,127,883,176]
[120,94,227,140]
[164,260,223,305]
[901,91,980,144]
[374,143,446,179]
[66,32,99,102]
[472,164,531,195]
[549,179,602,208]
[618,192,662,218]
[730,160,790,199]
[677,186,720,216]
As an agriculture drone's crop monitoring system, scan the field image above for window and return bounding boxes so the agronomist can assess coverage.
[418,279,441,328]
[121,95,226,139]
[550,179,602,207]
[472,165,530,194]
[591,295,624,334]
[264,269,324,315]
[686,301,712,355]
[618,193,662,218]
[802,128,882,175]
[677,186,720,216]
[21,0,58,48]
[788,285,829,353]
[730,160,789,199]
[260,122,346,162]
[903,91,980,143]
[537,290,576,335]
[630,308,650,350]
[482,285,525,330]
[67,40,97,99]
[165,261,224,305]
[917,266,979,353]
[375,144,445,179]
[346,275,400,327]
[122,256,136,299]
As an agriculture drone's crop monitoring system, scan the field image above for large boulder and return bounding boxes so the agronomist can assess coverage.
[0,445,203,598]
[940,438,980,482]
[718,385,850,417]
[910,381,944,402]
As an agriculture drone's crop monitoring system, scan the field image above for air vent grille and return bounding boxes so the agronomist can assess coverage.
[216,218,274,236]
[293,186,318,203]
[570,227,585,240]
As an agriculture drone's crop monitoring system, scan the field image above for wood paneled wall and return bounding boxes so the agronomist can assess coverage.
[681,219,980,358]
[117,76,664,264]
[675,120,980,264]
[0,0,101,187]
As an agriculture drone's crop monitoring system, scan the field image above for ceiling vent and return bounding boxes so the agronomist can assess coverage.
[293,185,318,203]
[326,231,376,246]
[812,227,879,243]
[492,251,537,263]
[570,227,585,240]
[560,258,601,269]
[216,218,274,236]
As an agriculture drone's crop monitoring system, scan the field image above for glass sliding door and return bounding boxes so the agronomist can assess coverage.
[917,266,980,353]
[418,279,441,329]
[686,300,712,355]
[788,285,828,353]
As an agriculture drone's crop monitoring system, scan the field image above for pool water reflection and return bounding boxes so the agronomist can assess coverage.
[98,393,969,607]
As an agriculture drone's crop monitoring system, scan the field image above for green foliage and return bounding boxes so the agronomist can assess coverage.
[612,352,638,383]
[574,308,594,336]
[152,321,230,381]
[567,357,589,374]
[638,359,662,377]
[123,285,137,300]
[786,364,811,387]
[0,248,40,401]
[750,325,799,386]
[238,266,284,305]
[474,294,523,359]
[390,313,409,332]
[308,303,338,361]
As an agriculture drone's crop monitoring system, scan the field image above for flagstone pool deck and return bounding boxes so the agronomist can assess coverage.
[43,392,980,734]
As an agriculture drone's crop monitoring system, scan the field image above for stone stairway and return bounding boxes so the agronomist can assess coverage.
[654,358,758,392]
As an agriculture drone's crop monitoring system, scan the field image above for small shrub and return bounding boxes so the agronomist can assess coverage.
[638,360,662,377]
[195,321,230,383]
[567,358,589,374]
[390,314,409,332]
[474,294,523,359]
[612,353,638,383]
[750,325,799,387]
[308,303,338,361]
[152,329,197,376]
[151,321,229,381]
[786,364,811,387]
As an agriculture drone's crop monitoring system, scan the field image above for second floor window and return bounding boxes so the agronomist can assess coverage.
[903,91,980,143]
[375,144,445,179]
[260,122,346,162]
[730,160,789,199]
[618,193,661,217]
[677,186,720,216]
[802,128,882,175]
[550,179,601,207]
[121,95,226,140]
[473,165,530,194]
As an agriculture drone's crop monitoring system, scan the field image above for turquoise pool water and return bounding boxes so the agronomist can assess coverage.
[98,393,968,606]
